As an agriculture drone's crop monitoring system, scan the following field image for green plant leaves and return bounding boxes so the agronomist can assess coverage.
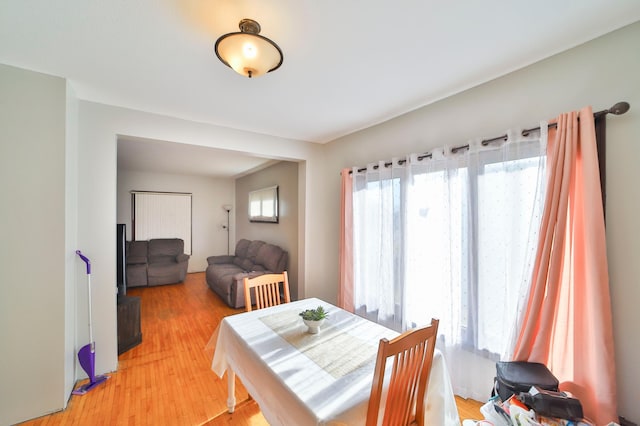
[299,306,328,321]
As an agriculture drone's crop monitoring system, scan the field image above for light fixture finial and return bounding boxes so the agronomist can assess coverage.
[238,19,261,34]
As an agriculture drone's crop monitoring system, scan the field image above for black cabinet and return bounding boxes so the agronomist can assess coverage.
[117,295,142,354]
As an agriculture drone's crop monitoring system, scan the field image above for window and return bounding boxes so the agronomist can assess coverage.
[248,185,279,223]
[131,191,192,254]
[352,141,547,401]
[352,139,546,358]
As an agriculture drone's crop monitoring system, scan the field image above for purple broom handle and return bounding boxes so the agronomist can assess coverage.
[76,250,91,274]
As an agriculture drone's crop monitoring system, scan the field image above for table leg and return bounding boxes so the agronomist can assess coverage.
[226,369,236,413]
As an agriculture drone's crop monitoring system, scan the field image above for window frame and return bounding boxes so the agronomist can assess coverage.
[248,185,279,223]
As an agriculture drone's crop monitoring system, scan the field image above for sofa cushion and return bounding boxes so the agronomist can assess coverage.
[233,257,254,271]
[148,262,184,286]
[149,255,176,265]
[149,238,184,257]
[255,243,287,272]
[206,263,245,295]
[234,239,251,258]
[126,263,147,288]
[128,241,148,258]
[127,255,147,265]
[246,240,265,262]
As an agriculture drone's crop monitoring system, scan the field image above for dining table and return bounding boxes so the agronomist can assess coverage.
[211,297,461,425]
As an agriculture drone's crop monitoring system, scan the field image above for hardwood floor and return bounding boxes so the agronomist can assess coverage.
[19,272,482,425]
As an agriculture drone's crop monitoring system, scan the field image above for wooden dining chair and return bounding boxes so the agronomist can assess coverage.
[366,318,440,426]
[243,271,291,312]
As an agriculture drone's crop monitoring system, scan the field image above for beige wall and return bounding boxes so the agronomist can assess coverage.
[235,161,300,300]
[0,64,71,424]
[322,22,640,421]
[117,169,235,272]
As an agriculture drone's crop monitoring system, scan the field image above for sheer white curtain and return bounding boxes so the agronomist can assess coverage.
[353,160,406,331]
[352,127,547,400]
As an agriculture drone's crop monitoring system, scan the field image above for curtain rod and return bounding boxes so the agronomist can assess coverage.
[349,101,630,174]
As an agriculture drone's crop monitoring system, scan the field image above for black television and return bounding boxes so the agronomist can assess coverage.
[116,223,127,296]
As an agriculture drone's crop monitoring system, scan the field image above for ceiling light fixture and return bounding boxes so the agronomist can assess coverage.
[214,19,283,78]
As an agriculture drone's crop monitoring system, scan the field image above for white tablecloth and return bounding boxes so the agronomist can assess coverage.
[212,298,460,426]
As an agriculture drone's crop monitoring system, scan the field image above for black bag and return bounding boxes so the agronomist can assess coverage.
[518,386,584,420]
[494,361,559,402]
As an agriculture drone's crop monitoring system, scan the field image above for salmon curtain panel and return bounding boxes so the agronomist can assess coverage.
[338,168,354,312]
[513,106,617,424]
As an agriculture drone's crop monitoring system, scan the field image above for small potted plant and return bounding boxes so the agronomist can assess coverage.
[299,306,328,334]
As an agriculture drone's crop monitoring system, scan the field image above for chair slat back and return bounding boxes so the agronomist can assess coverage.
[366,318,439,426]
[243,272,290,312]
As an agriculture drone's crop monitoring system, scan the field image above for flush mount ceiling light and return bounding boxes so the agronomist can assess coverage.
[214,18,283,78]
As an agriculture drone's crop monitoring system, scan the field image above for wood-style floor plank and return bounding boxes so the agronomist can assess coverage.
[18,272,482,425]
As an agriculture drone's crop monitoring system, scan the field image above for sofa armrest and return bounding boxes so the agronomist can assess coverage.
[207,255,234,265]
[230,271,265,308]
[176,253,190,263]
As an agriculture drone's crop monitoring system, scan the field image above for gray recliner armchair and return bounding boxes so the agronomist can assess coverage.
[126,238,190,287]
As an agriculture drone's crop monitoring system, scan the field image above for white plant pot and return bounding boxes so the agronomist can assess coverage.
[303,318,325,334]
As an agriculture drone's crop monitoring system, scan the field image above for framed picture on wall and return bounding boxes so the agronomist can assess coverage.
[248,185,279,223]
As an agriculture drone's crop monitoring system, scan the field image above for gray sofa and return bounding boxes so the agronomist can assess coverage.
[127,238,190,287]
[206,239,288,308]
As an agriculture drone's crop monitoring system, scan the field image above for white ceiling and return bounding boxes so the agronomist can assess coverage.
[2,0,640,177]
[117,136,279,178]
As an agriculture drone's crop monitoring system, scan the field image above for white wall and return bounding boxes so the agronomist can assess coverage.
[65,80,79,402]
[322,22,640,422]
[0,64,70,424]
[236,161,300,299]
[117,169,235,272]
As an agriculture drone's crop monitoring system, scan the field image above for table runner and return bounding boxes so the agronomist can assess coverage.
[259,309,377,379]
